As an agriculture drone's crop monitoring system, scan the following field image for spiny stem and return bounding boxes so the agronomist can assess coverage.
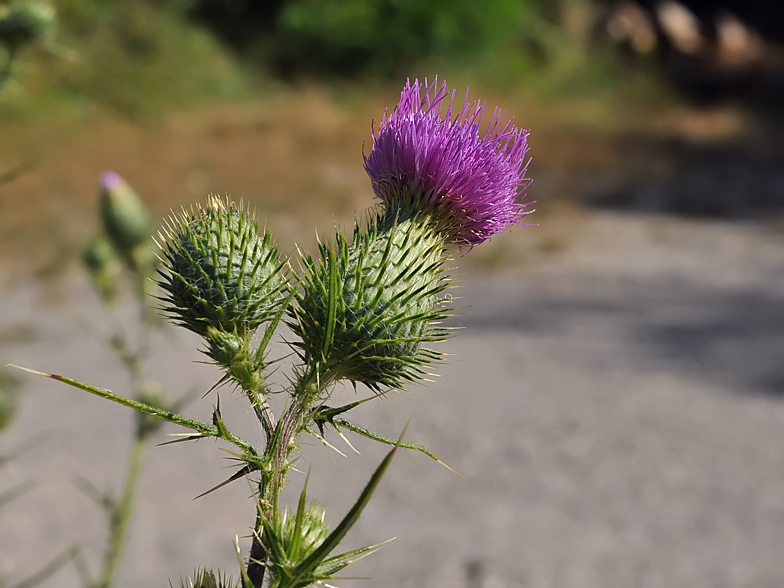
[245,384,275,445]
[246,365,330,588]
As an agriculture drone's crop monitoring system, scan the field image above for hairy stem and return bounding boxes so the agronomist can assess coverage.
[245,365,327,588]
[246,384,275,446]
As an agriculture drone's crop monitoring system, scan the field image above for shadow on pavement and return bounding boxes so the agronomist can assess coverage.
[457,276,784,397]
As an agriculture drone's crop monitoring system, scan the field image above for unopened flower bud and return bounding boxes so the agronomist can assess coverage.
[282,500,329,556]
[158,195,286,340]
[99,171,152,254]
[292,209,451,391]
[265,499,329,587]
[82,233,116,272]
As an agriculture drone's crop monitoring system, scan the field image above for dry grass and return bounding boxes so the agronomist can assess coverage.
[0,82,767,286]
[0,87,380,279]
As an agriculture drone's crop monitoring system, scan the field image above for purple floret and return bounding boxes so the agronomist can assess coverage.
[364,78,533,248]
[99,170,124,192]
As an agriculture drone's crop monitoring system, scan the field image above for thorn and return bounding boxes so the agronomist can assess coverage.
[335,428,360,455]
[7,364,54,378]
[309,429,347,458]
[435,459,464,478]
[394,420,411,450]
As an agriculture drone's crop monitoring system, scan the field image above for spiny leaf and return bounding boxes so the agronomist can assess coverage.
[331,418,462,477]
[285,431,402,587]
[193,465,257,500]
[9,365,258,457]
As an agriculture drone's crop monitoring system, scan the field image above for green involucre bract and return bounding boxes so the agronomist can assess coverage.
[157,196,287,338]
[263,498,332,588]
[281,500,329,563]
[177,568,237,588]
[291,209,452,392]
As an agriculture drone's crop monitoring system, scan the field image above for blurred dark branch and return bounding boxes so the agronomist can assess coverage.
[0,160,38,187]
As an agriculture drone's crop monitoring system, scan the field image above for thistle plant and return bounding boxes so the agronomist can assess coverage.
[15,77,532,588]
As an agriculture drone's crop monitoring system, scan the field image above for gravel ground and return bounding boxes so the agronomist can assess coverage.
[2,210,784,588]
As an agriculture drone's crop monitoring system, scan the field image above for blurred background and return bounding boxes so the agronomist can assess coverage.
[1,1,784,587]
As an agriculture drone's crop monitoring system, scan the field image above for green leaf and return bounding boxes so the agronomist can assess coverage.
[283,437,400,588]
[9,365,258,458]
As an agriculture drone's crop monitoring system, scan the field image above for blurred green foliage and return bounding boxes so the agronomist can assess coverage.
[271,0,533,76]
[1,0,251,118]
[192,0,571,77]
[1,0,663,118]
[0,0,56,53]
[190,0,661,102]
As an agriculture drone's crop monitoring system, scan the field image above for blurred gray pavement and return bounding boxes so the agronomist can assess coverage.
[2,210,784,588]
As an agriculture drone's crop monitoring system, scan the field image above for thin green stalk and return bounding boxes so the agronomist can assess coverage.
[0,160,37,186]
[10,545,81,588]
[95,435,145,588]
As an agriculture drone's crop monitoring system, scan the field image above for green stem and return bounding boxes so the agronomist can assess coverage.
[245,365,328,588]
[245,475,269,588]
[93,297,152,588]
[245,384,274,445]
[95,435,145,588]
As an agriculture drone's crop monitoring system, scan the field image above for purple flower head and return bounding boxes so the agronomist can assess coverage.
[364,78,532,248]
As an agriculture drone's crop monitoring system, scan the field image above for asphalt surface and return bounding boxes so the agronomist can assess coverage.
[2,211,784,588]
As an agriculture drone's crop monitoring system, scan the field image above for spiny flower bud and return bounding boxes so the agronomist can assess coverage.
[280,500,329,560]
[264,499,330,587]
[157,195,286,340]
[177,568,236,588]
[99,171,152,254]
[292,208,451,392]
